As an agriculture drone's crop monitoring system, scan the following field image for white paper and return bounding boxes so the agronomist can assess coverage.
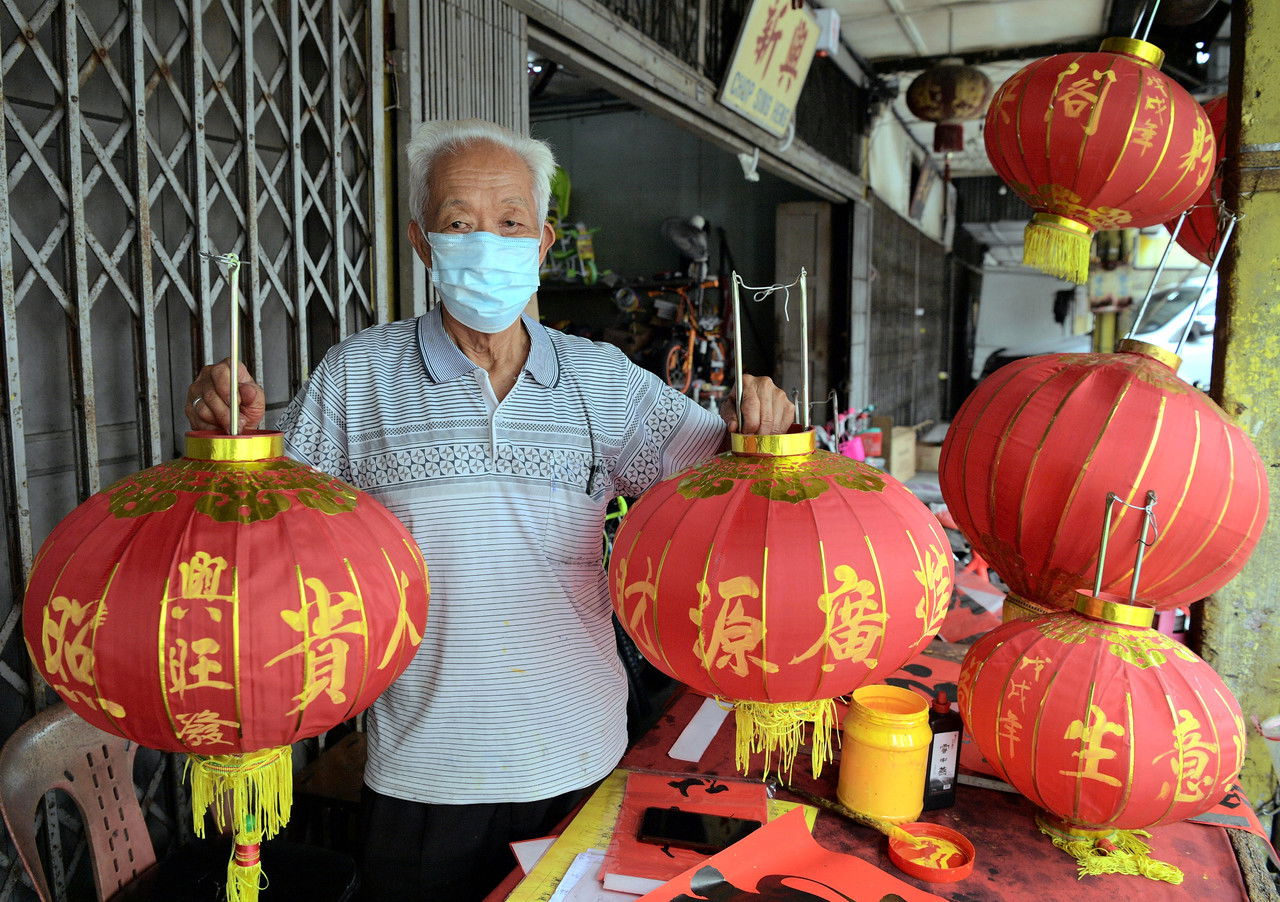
[547,849,638,902]
[668,696,731,762]
[510,836,557,874]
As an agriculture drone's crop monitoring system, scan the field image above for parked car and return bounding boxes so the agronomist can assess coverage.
[979,280,1216,389]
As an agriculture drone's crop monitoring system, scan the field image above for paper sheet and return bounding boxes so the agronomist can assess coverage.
[667,696,730,762]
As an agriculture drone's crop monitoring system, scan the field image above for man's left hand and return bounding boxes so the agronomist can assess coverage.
[719,374,796,435]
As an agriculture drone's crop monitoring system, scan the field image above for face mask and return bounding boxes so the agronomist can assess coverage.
[428,231,542,333]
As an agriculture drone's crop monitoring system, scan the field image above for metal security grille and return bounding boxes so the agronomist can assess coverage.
[0,1,387,897]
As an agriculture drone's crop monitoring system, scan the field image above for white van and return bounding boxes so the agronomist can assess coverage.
[979,280,1216,390]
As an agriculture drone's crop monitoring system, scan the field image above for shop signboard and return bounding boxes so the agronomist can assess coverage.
[718,0,820,138]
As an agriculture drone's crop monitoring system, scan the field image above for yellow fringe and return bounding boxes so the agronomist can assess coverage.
[1038,819,1184,884]
[187,745,293,840]
[226,830,264,902]
[733,698,839,779]
[1023,219,1092,284]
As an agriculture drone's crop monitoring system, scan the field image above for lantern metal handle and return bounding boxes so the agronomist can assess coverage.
[1175,213,1238,357]
[1092,490,1158,600]
[729,267,811,431]
[200,251,243,436]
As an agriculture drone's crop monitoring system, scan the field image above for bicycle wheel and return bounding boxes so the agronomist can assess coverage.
[664,340,692,394]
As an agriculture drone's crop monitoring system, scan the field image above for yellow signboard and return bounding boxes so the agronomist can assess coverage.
[718,0,820,138]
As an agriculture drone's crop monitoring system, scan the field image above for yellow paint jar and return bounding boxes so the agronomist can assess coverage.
[837,684,931,824]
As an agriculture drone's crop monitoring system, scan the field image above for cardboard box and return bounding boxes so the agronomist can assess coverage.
[915,443,942,473]
[871,416,916,483]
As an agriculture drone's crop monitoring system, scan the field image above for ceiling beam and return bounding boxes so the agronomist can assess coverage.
[870,36,1106,74]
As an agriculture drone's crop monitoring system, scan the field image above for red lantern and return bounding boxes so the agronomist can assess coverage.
[985,38,1215,284]
[24,431,429,901]
[906,58,992,153]
[939,342,1267,617]
[1164,95,1228,264]
[959,591,1245,881]
[609,430,953,775]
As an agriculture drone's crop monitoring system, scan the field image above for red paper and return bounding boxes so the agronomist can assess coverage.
[1188,784,1280,869]
[600,771,769,894]
[636,808,945,902]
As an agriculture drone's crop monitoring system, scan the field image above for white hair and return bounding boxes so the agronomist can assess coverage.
[405,118,556,228]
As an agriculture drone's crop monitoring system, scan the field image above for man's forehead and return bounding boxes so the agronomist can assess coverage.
[428,142,536,209]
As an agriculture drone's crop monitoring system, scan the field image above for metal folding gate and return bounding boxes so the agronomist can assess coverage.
[0,1,390,896]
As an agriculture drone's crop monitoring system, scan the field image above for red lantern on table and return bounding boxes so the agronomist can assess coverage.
[939,341,1267,618]
[1164,94,1229,264]
[985,38,1214,284]
[609,430,953,776]
[959,591,1245,882]
[906,58,992,153]
[24,431,429,902]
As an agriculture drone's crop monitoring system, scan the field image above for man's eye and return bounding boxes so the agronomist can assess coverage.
[448,221,467,230]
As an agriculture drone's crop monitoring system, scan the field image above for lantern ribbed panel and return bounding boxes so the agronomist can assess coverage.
[959,607,1245,830]
[24,437,429,756]
[609,446,953,706]
[984,40,1214,282]
[939,349,1267,611]
[1164,95,1228,265]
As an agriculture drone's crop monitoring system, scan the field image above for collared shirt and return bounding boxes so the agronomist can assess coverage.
[278,306,725,803]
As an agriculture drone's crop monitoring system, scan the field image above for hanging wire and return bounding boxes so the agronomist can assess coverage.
[1126,212,1187,340]
[1175,212,1239,355]
[1141,0,1164,42]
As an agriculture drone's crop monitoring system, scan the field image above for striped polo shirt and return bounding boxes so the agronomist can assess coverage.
[278,305,725,804]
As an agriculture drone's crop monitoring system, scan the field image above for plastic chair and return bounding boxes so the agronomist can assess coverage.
[0,703,359,901]
[0,703,156,900]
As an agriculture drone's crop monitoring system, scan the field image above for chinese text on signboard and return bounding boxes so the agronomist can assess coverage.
[718,0,820,138]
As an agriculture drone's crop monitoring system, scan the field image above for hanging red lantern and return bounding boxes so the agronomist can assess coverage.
[24,431,429,902]
[985,38,1215,284]
[609,430,953,776]
[906,58,993,153]
[959,591,1245,882]
[1164,94,1228,264]
[939,341,1267,617]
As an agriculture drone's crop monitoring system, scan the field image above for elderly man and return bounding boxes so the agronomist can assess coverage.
[187,118,793,899]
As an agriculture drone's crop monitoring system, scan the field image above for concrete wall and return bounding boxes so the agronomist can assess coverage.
[533,108,818,374]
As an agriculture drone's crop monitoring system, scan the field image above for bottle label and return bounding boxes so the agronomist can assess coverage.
[927,730,960,790]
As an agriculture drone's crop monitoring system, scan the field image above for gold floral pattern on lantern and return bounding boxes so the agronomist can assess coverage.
[1035,616,1199,669]
[676,454,885,503]
[108,457,359,523]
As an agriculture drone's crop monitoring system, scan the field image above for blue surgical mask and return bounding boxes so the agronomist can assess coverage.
[428,231,542,333]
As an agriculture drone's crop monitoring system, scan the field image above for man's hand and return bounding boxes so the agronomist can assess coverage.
[719,374,796,435]
[186,358,266,432]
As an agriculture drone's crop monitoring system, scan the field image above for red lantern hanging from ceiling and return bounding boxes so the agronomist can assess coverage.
[959,590,1245,882]
[938,341,1267,618]
[609,430,953,776]
[24,431,429,902]
[985,38,1215,284]
[1164,94,1228,264]
[906,58,993,153]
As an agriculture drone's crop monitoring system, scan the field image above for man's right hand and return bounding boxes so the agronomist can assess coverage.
[186,358,266,432]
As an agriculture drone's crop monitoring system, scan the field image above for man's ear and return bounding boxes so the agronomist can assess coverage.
[538,220,556,261]
[407,220,431,267]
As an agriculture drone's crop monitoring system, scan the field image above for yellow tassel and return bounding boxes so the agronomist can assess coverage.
[733,698,839,778]
[187,746,293,840]
[1037,816,1184,884]
[188,747,292,902]
[226,829,264,902]
[1022,214,1093,284]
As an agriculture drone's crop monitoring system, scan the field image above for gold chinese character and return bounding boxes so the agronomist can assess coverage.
[179,552,229,600]
[1006,678,1032,708]
[1132,117,1161,153]
[913,546,952,636]
[1060,704,1125,787]
[174,709,239,748]
[268,574,368,714]
[691,575,777,677]
[41,596,101,685]
[377,566,424,670]
[1019,655,1052,680]
[167,635,233,698]
[998,708,1023,755]
[1154,709,1220,803]
[618,556,661,657]
[1178,116,1213,182]
[993,74,1025,124]
[789,564,884,671]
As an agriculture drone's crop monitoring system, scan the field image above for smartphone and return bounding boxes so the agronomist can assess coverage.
[636,806,762,854]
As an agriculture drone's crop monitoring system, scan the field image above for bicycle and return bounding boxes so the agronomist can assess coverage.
[653,279,729,396]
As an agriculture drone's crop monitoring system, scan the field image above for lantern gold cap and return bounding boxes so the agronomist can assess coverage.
[1073,589,1156,628]
[1116,338,1182,373]
[730,428,817,458]
[1100,37,1165,69]
[185,431,285,462]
